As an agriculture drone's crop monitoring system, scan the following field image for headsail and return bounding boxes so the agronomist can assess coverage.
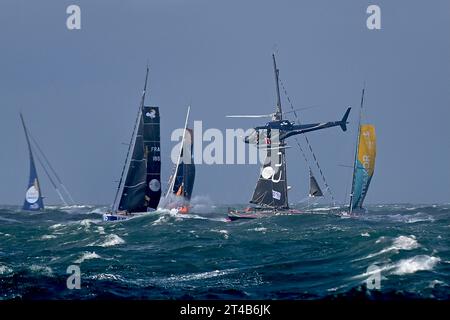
[20,113,44,211]
[143,106,162,209]
[309,171,323,197]
[172,128,195,200]
[349,124,376,211]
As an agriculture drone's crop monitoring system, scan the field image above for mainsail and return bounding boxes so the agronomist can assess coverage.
[143,106,162,209]
[349,124,376,211]
[172,128,195,200]
[112,67,162,213]
[250,144,289,209]
[309,171,323,197]
[20,113,44,211]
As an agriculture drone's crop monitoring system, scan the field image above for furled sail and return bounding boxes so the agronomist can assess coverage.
[250,141,289,209]
[172,128,195,200]
[350,124,376,210]
[309,171,323,197]
[20,113,44,211]
[143,106,162,209]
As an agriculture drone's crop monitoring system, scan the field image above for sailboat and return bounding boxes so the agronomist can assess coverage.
[103,67,162,222]
[343,88,377,216]
[21,113,44,211]
[309,170,323,198]
[227,54,350,221]
[20,113,75,211]
[160,107,195,214]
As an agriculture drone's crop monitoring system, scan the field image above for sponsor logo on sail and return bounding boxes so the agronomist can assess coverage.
[25,185,40,204]
[261,166,275,179]
[149,179,161,192]
[146,109,156,119]
[272,190,281,200]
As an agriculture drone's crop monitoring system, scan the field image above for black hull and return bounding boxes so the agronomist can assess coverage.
[227,208,304,221]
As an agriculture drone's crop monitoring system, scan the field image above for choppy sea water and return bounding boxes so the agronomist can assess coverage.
[0,203,449,300]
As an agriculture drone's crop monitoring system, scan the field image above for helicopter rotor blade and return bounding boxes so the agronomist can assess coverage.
[226,114,273,118]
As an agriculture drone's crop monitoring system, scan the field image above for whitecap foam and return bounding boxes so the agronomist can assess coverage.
[75,251,101,264]
[356,235,419,261]
[98,234,125,247]
[29,265,53,276]
[249,227,267,233]
[165,268,237,283]
[90,273,124,281]
[392,255,440,275]
[41,235,57,240]
[0,264,13,275]
[211,229,229,239]
[361,232,370,237]
[49,223,64,229]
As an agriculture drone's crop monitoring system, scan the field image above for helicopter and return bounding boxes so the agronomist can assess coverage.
[227,54,351,147]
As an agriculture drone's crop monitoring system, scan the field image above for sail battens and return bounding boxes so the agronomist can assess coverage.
[124,181,147,188]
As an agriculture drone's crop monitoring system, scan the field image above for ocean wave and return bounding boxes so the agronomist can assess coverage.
[49,223,64,229]
[392,255,440,275]
[356,235,419,261]
[75,251,101,264]
[96,234,125,247]
[353,255,440,279]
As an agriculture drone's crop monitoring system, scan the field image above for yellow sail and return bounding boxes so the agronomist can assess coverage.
[351,124,376,209]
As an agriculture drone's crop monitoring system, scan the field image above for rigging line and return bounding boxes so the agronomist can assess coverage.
[278,78,336,205]
[27,131,75,205]
[31,143,68,206]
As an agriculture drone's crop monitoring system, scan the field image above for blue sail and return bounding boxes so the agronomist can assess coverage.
[21,114,44,211]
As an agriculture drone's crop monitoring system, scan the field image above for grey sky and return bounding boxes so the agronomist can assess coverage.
[1,0,449,206]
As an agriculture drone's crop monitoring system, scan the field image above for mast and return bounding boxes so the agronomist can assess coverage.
[112,67,149,212]
[349,86,365,214]
[166,106,191,199]
[272,54,282,120]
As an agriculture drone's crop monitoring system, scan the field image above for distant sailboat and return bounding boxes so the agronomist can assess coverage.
[103,67,162,221]
[309,170,323,198]
[160,107,195,214]
[20,113,74,210]
[21,113,44,211]
[346,88,377,215]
